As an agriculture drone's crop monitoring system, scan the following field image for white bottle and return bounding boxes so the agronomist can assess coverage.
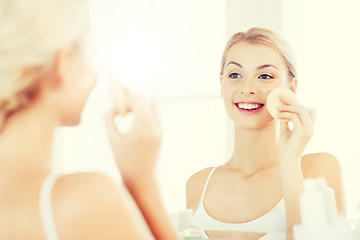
[178,209,203,240]
[316,178,338,224]
[349,202,360,240]
[178,209,193,230]
[293,178,353,240]
[299,179,328,230]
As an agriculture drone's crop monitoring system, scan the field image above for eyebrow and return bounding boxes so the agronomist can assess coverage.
[256,64,278,70]
[227,61,243,68]
[226,61,279,70]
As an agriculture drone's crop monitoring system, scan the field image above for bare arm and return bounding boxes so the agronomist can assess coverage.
[124,176,177,240]
[105,86,177,240]
[277,94,346,239]
[279,161,304,235]
[276,95,315,238]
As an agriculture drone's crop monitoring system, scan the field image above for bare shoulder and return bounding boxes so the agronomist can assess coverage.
[301,152,346,215]
[52,172,149,239]
[53,172,121,213]
[186,167,214,211]
[300,152,341,179]
[55,172,118,196]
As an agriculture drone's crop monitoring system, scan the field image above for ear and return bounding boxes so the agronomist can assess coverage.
[289,77,298,94]
[219,73,223,98]
[46,46,75,90]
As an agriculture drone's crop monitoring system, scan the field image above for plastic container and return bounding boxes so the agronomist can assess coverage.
[317,178,338,223]
[294,178,352,240]
[177,209,203,240]
[299,179,328,229]
[349,202,360,240]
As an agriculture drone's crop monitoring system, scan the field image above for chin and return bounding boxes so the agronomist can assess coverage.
[232,117,275,131]
[235,122,266,130]
[61,116,82,127]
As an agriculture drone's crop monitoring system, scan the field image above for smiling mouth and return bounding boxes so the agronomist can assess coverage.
[235,102,264,111]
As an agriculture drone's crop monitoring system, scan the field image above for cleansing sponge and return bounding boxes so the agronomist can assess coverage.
[266,87,296,122]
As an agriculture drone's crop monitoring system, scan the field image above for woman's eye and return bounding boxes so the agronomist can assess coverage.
[258,74,273,80]
[229,73,242,79]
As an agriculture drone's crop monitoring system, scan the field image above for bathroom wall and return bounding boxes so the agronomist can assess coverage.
[297,0,360,216]
[54,0,228,212]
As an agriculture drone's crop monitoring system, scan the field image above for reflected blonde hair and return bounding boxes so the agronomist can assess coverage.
[0,0,88,129]
[220,27,297,79]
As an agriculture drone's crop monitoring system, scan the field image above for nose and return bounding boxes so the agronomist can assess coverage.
[241,90,255,95]
[240,79,256,95]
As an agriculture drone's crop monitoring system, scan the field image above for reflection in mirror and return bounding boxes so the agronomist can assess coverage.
[186,26,346,239]
[54,0,360,239]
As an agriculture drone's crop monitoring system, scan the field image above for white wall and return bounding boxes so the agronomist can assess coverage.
[53,0,360,216]
[297,0,360,216]
[55,0,227,212]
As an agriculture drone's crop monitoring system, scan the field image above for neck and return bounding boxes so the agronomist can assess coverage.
[0,97,58,184]
[226,122,279,175]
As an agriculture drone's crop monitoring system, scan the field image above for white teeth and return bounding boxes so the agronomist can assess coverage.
[237,103,261,110]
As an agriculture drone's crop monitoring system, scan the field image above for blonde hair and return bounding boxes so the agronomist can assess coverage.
[220,27,297,79]
[0,0,88,129]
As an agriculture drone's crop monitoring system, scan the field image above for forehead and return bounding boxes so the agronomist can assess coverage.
[225,42,287,71]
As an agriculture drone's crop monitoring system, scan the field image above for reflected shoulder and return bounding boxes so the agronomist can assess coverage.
[186,167,214,190]
[301,152,340,178]
[186,167,214,211]
[300,152,346,216]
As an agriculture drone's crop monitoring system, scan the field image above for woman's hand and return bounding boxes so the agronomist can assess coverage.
[277,95,316,162]
[276,95,317,236]
[104,85,178,240]
[104,86,162,183]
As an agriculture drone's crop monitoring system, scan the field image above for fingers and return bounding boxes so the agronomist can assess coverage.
[278,112,302,127]
[277,95,314,136]
[277,104,308,126]
[308,108,317,125]
[130,99,161,136]
[279,120,291,137]
[279,94,298,105]
[148,101,161,130]
[105,75,161,139]
[107,73,144,116]
[104,108,120,140]
[114,88,161,137]
[108,75,128,116]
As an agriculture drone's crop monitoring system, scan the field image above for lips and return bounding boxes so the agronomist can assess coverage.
[235,102,265,112]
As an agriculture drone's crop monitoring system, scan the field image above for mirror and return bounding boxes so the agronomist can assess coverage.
[54,0,360,225]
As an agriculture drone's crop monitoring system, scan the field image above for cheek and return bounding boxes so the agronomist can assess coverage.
[81,69,97,92]
[258,80,283,97]
[76,45,98,91]
[262,87,276,99]
[77,58,97,91]
[71,66,97,111]
[222,83,237,102]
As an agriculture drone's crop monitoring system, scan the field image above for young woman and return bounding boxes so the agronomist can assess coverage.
[0,0,177,239]
[186,27,345,240]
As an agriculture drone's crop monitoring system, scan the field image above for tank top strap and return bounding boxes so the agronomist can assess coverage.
[199,167,218,203]
[39,174,60,240]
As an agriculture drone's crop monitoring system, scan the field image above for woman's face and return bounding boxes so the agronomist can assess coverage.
[56,36,97,126]
[220,41,294,130]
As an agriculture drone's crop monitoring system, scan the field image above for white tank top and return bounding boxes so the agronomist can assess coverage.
[39,174,60,240]
[192,167,287,239]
